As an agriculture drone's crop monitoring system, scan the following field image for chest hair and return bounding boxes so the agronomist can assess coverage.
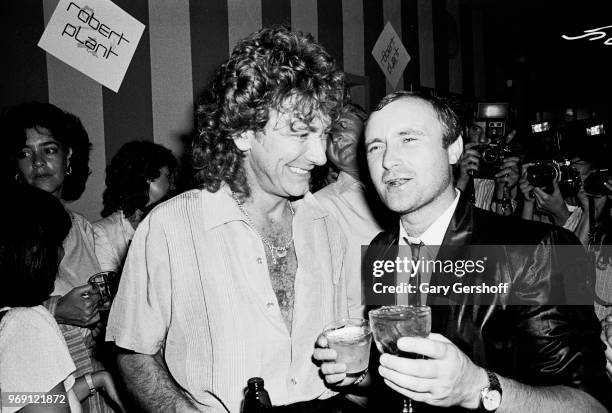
[261,220,297,333]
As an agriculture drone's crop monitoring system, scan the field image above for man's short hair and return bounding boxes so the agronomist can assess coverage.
[374,91,462,148]
[191,25,345,197]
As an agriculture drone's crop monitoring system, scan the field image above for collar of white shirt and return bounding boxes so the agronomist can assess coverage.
[399,190,461,246]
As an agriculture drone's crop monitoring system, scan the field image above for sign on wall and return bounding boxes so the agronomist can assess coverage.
[372,22,411,88]
[38,0,145,92]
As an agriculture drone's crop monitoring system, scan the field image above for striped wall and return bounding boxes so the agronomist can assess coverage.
[1,0,486,221]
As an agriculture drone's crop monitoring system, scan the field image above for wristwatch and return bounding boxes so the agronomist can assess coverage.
[479,370,502,411]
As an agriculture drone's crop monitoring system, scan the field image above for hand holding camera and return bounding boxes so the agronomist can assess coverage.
[494,156,520,192]
[525,159,581,197]
[532,180,571,225]
[456,143,481,192]
[519,163,536,202]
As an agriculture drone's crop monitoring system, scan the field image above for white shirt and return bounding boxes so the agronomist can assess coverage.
[106,188,354,412]
[398,190,461,304]
[93,210,135,273]
[315,172,384,318]
[0,306,79,413]
[399,190,461,246]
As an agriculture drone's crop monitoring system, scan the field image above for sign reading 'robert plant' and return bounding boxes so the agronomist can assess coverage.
[38,0,145,92]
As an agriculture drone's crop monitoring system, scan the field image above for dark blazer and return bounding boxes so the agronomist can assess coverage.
[364,193,611,411]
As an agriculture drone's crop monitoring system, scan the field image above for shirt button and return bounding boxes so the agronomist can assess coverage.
[266,302,274,309]
[257,257,263,264]
[290,378,297,385]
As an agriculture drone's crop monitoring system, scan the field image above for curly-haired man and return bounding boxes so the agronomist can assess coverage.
[106,26,359,412]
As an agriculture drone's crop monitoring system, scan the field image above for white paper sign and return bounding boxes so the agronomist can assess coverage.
[38,0,145,92]
[371,22,411,88]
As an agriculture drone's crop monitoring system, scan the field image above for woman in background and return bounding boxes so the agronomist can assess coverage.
[94,141,177,273]
[0,185,122,413]
[3,102,115,413]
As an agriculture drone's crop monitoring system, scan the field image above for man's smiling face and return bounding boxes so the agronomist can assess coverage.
[245,106,331,199]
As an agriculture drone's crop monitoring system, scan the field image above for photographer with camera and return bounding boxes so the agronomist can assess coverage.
[456,120,521,216]
[518,148,593,233]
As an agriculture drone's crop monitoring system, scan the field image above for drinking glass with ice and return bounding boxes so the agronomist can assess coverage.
[322,318,372,375]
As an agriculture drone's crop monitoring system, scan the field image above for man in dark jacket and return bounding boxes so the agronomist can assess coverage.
[356,91,609,412]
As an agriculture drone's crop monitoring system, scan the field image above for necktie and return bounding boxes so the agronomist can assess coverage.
[409,241,424,306]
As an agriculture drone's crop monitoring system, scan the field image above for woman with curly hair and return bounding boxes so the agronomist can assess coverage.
[93,141,176,273]
[2,102,118,413]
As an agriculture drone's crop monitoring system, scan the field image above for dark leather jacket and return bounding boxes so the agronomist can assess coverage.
[364,194,611,411]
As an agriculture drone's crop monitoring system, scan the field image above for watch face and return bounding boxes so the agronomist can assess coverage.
[483,389,502,411]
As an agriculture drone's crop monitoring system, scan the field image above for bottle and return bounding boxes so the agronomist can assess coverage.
[242,377,272,413]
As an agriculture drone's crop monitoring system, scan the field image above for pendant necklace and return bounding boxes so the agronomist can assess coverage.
[232,192,294,264]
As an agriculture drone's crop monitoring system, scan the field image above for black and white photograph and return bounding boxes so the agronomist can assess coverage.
[1,0,612,412]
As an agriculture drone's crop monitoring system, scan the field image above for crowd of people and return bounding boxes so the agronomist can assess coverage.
[1,25,612,413]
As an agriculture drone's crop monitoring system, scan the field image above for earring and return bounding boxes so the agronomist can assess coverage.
[66,165,72,175]
[14,173,21,183]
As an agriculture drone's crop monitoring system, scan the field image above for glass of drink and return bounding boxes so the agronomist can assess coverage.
[323,318,372,376]
[88,271,118,310]
[369,305,432,413]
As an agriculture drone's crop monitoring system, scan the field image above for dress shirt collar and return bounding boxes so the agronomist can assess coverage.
[204,185,328,231]
[399,190,461,246]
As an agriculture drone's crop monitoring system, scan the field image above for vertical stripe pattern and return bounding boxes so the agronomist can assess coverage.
[432,0,449,92]
[102,0,153,168]
[189,0,229,102]
[317,0,343,68]
[342,0,364,76]
[383,0,403,93]
[148,0,193,159]
[262,0,291,27]
[364,0,385,110]
[401,0,420,91]
[417,0,435,89]
[227,0,262,55]
[0,0,48,109]
[290,0,317,39]
[3,0,491,220]
[447,0,462,94]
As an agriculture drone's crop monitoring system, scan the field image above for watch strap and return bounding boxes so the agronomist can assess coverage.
[479,370,502,412]
[486,370,501,392]
[352,368,369,386]
[84,373,97,396]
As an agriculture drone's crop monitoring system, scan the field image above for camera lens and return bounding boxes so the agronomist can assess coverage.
[527,163,558,194]
[482,147,499,164]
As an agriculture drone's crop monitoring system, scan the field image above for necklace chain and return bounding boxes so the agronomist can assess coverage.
[232,192,294,264]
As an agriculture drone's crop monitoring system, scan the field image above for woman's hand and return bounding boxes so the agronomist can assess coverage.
[55,284,101,327]
[93,371,125,412]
